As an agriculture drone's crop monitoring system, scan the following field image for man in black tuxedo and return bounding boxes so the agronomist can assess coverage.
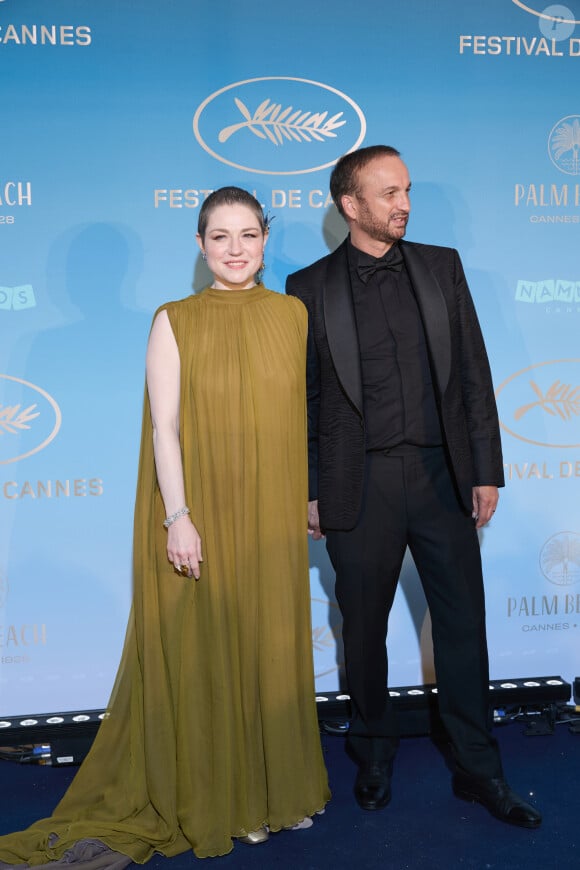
[286,145,541,828]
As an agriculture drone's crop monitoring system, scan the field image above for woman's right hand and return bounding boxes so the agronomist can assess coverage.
[167,516,203,579]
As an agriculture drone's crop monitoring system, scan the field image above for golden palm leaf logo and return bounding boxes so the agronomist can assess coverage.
[496,360,580,448]
[515,380,580,422]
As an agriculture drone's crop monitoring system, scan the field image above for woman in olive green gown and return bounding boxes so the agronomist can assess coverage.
[0,187,330,865]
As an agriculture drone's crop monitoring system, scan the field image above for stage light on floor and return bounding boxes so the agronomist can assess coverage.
[316,676,572,736]
[0,677,572,763]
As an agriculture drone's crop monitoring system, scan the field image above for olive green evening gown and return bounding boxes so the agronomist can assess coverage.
[0,285,330,863]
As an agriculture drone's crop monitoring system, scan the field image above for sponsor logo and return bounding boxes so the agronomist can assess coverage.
[548,115,580,175]
[507,593,579,617]
[496,359,580,447]
[0,182,32,207]
[0,285,36,310]
[0,624,47,648]
[506,531,580,631]
[0,375,62,465]
[515,278,580,306]
[193,77,366,176]
[513,118,580,222]
[540,531,580,585]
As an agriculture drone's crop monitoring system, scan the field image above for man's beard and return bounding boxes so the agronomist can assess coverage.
[357,198,408,244]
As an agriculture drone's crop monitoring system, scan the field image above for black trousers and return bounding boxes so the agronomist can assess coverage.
[326,446,502,780]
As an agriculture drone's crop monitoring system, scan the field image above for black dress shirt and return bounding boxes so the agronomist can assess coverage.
[347,238,443,450]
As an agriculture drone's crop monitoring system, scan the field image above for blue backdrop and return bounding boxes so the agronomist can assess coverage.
[1,0,579,716]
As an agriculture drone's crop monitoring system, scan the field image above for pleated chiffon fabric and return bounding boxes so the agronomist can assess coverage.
[0,284,330,863]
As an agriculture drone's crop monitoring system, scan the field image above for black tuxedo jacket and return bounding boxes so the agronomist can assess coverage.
[286,239,504,531]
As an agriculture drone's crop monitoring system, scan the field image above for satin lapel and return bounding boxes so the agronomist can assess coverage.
[323,243,364,417]
[401,242,451,397]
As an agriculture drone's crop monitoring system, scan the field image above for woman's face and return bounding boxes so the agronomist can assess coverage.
[197,203,267,290]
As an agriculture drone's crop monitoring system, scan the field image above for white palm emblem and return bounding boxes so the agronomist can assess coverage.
[542,535,580,585]
[550,118,580,175]
[219,98,346,146]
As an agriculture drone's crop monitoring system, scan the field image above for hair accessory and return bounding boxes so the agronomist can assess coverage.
[163,506,190,528]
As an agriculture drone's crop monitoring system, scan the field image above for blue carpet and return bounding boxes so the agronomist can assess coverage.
[1,723,578,869]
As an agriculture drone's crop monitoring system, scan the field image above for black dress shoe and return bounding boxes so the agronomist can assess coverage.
[354,761,392,810]
[452,773,542,828]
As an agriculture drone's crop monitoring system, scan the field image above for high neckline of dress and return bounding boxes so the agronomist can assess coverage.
[202,283,269,303]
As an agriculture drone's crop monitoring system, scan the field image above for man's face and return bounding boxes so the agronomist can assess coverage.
[343,155,411,250]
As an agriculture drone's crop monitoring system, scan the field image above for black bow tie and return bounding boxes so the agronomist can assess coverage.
[357,253,403,284]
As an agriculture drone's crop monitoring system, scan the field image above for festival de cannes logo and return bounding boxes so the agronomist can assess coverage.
[495,359,580,447]
[540,532,580,585]
[548,115,580,175]
[193,77,366,175]
[512,2,580,24]
[0,375,62,464]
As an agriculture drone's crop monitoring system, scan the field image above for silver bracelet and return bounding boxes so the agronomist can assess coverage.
[163,505,190,528]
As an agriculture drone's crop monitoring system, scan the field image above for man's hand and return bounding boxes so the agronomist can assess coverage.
[472,486,499,529]
[308,499,325,540]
